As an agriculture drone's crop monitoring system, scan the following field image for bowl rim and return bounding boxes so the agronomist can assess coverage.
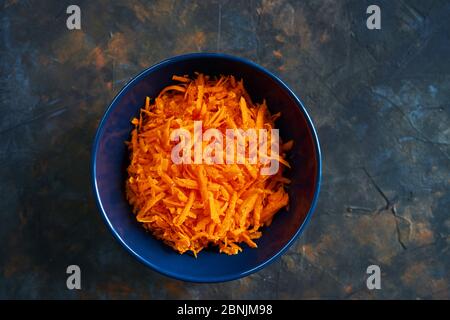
[91,52,322,283]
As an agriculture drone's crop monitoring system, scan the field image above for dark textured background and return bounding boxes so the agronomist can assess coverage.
[0,0,449,299]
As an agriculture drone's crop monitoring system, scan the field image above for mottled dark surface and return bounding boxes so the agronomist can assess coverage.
[0,0,449,299]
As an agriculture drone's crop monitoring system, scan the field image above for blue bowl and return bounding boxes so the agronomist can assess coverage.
[91,53,321,282]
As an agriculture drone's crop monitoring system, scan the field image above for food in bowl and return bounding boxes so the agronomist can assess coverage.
[125,73,293,256]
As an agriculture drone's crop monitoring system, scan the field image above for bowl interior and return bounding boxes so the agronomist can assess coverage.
[92,54,320,282]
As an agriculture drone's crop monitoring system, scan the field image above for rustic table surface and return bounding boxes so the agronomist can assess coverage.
[0,0,449,299]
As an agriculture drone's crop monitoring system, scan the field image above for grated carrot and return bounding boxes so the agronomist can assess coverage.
[125,74,292,256]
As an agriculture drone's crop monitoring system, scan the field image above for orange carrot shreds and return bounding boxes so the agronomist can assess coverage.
[125,73,292,256]
[172,75,190,83]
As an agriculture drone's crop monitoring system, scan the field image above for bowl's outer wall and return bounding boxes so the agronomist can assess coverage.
[93,54,320,282]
